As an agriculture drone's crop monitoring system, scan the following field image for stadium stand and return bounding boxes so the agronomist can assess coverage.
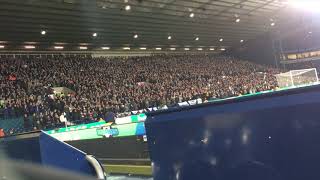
[2,0,320,179]
[0,55,280,135]
[285,60,320,73]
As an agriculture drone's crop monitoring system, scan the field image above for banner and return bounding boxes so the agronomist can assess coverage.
[46,122,146,142]
[115,113,147,124]
[46,121,108,134]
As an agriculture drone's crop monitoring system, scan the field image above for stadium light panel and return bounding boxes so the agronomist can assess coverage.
[155,47,162,50]
[123,47,130,50]
[25,45,35,49]
[220,48,226,51]
[41,30,46,35]
[125,5,131,11]
[170,48,176,51]
[54,46,64,49]
[209,48,215,51]
[101,47,110,50]
[0,45,4,48]
[92,33,97,37]
[79,46,87,50]
[140,47,147,50]
[197,48,203,51]
[184,48,190,51]
[287,0,320,13]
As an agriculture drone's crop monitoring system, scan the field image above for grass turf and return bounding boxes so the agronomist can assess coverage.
[103,164,152,176]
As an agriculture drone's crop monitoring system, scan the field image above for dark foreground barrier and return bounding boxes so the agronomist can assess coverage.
[0,132,42,163]
[145,85,320,180]
[40,132,105,178]
[0,132,105,179]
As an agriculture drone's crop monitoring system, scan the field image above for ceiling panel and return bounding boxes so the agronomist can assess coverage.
[0,0,294,49]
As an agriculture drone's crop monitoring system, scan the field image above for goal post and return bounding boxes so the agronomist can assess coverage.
[276,68,319,88]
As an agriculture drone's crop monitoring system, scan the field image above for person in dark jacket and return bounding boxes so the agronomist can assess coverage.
[23,113,30,132]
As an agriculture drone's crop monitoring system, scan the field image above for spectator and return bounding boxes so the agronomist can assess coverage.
[23,113,30,131]
[0,128,5,137]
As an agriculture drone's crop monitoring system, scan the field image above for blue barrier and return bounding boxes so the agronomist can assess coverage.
[145,84,320,180]
[39,132,97,176]
[1,131,104,178]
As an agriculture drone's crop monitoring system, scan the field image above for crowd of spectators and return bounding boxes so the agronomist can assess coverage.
[285,60,320,73]
[0,54,280,133]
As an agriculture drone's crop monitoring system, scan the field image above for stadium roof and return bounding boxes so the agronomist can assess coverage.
[0,0,293,50]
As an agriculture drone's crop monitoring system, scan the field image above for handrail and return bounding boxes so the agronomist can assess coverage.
[86,155,106,180]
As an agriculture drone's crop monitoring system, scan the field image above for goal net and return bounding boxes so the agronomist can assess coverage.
[276,68,319,88]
